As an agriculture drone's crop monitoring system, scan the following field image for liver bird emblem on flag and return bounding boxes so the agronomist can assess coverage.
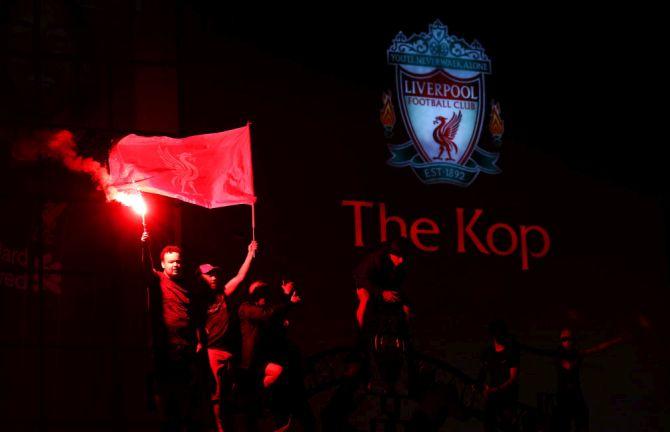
[385,20,501,186]
[157,145,200,195]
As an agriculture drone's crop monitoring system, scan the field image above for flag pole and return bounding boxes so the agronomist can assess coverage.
[247,120,256,242]
[132,179,148,233]
[251,203,256,241]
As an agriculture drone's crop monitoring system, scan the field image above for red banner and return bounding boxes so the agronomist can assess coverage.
[109,125,256,208]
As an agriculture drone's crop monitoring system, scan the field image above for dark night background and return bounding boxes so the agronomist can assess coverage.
[0,2,667,431]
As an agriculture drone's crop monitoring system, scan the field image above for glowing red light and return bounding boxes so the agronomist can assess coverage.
[113,191,147,217]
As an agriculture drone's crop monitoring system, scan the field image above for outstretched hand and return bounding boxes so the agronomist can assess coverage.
[290,290,301,304]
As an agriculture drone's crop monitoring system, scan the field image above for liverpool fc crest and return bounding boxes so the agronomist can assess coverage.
[385,20,501,186]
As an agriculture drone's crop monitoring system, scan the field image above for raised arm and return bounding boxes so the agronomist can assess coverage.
[224,241,258,297]
[581,335,625,356]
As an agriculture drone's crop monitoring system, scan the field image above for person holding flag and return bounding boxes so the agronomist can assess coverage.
[196,240,258,432]
[111,123,258,430]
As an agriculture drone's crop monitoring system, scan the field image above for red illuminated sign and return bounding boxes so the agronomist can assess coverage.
[342,200,551,271]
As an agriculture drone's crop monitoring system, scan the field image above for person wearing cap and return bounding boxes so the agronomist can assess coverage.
[198,240,257,432]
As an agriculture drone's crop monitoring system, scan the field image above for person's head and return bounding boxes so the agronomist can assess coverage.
[560,327,574,349]
[488,319,509,346]
[387,237,411,266]
[160,245,183,279]
[198,263,222,290]
[249,280,269,305]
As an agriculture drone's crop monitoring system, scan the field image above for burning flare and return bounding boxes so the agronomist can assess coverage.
[114,191,147,217]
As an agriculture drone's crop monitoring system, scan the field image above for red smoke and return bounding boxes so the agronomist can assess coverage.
[13,129,143,209]
[44,130,114,199]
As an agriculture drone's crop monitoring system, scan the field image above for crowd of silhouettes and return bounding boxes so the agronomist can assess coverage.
[141,230,314,432]
[140,231,646,432]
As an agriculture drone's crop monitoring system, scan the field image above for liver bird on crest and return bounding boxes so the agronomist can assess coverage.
[432,111,462,161]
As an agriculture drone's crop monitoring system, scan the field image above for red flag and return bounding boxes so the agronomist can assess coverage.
[109,125,256,208]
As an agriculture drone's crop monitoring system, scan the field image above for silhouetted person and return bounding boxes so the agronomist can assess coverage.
[322,239,414,432]
[478,320,519,432]
[554,327,623,432]
[354,238,413,392]
[237,280,300,431]
[263,278,316,431]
